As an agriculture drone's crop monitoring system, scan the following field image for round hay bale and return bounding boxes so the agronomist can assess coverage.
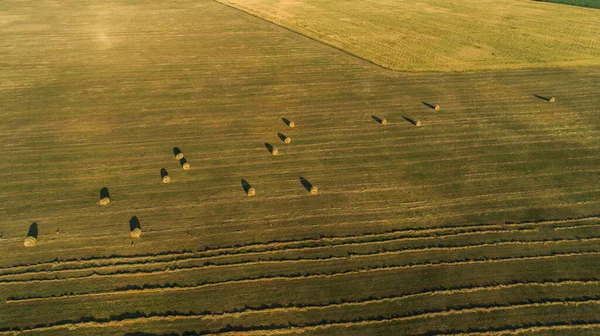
[272,148,279,156]
[99,197,110,206]
[284,137,291,144]
[289,121,295,128]
[247,187,256,196]
[549,97,556,103]
[130,227,142,238]
[381,118,387,125]
[434,104,440,111]
[310,186,318,195]
[415,120,422,127]
[182,162,190,170]
[24,236,37,247]
[175,153,184,160]
[162,175,171,184]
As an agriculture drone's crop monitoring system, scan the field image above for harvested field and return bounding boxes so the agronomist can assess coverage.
[0,0,599,335]
[216,0,600,71]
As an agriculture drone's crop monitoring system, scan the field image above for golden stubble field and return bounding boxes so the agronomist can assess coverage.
[217,0,600,71]
[0,0,599,335]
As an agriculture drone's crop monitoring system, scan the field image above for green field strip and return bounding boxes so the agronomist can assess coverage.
[533,0,600,9]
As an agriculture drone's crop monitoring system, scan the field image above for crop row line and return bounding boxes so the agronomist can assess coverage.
[2,235,598,284]
[2,213,597,273]
[6,250,598,302]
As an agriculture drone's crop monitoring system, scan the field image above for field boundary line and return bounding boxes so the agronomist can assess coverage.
[210,0,394,72]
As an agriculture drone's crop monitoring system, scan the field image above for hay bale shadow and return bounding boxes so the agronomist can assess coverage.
[422,102,437,109]
[241,179,252,193]
[371,115,387,124]
[282,117,295,127]
[180,157,190,170]
[173,147,184,159]
[100,187,110,199]
[27,222,39,239]
[160,168,170,183]
[277,132,290,143]
[299,177,313,192]
[534,94,555,102]
[264,143,277,154]
[403,116,418,125]
[129,216,141,232]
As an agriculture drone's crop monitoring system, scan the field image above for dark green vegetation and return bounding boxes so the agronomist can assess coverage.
[0,0,599,335]
[534,0,600,9]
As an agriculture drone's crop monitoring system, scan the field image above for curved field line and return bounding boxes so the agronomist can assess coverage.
[440,323,600,335]
[2,215,598,274]
[6,251,599,303]
[4,295,599,335]
[204,301,600,336]
[0,227,549,280]
[2,236,598,285]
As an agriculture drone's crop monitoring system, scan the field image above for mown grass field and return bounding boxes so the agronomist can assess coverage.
[1,0,600,335]
[217,0,600,72]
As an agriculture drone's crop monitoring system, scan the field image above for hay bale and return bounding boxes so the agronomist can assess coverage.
[99,197,110,206]
[271,148,279,156]
[130,227,142,238]
[182,162,190,170]
[381,118,387,125]
[549,97,556,103]
[310,186,318,195]
[415,120,422,127]
[175,153,184,160]
[24,236,37,247]
[247,187,256,196]
[434,104,440,111]
[288,121,295,128]
[284,137,291,144]
[162,175,171,184]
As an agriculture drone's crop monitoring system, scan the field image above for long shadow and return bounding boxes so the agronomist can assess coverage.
[534,94,552,102]
[129,216,141,232]
[422,101,437,110]
[277,132,288,143]
[241,179,252,193]
[27,222,38,238]
[371,115,384,124]
[160,168,169,178]
[264,142,275,153]
[299,177,313,192]
[282,117,293,127]
[100,187,110,199]
[403,116,417,125]
[173,147,182,157]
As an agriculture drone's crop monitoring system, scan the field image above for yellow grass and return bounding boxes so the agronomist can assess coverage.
[216,0,600,71]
